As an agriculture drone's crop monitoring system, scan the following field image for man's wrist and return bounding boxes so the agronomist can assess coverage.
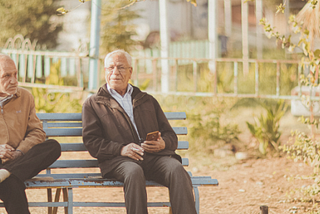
[16,149,24,155]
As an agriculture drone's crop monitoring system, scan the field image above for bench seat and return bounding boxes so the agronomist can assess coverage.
[0,112,218,214]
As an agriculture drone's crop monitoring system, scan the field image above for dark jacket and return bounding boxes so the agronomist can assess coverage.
[82,84,180,176]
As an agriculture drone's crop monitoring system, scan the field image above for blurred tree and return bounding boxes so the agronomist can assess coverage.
[0,0,62,49]
[100,0,141,54]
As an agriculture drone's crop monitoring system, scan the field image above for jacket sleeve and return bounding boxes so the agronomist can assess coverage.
[152,97,178,151]
[16,97,46,154]
[82,98,124,160]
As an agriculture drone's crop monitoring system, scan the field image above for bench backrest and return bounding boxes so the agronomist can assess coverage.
[36,112,188,178]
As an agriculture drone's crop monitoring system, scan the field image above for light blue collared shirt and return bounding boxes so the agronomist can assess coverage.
[107,84,140,139]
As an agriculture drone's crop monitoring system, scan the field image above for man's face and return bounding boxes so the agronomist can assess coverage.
[0,59,18,97]
[105,54,132,95]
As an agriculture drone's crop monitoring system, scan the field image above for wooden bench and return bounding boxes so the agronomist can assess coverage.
[2,112,218,214]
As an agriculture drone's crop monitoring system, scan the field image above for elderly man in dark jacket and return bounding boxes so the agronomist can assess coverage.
[82,50,197,214]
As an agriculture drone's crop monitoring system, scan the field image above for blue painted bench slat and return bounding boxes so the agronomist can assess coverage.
[26,176,218,188]
[37,112,186,121]
[0,112,218,214]
[49,158,189,168]
[42,126,187,137]
[60,141,189,151]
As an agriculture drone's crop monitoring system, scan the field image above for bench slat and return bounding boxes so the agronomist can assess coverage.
[72,202,171,208]
[45,123,82,128]
[49,158,189,168]
[60,141,189,152]
[35,173,102,179]
[19,202,171,208]
[37,113,82,121]
[44,127,187,137]
[25,177,218,188]
[37,112,186,121]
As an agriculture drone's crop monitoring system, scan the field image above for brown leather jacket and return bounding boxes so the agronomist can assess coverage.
[0,87,46,154]
[82,84,180,176]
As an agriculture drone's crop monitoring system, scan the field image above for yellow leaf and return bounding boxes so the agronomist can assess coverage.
[186,0,197,7]
[56,7,68,14]
[276,3,285,14]
[79,0,91,2]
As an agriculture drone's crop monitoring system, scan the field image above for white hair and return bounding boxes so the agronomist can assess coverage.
[104,50,132,67]
[0,54,12,63]
[0,54,15,71]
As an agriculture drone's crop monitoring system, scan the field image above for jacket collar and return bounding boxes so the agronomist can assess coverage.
[0,87,21,107]
[95,84,147,108]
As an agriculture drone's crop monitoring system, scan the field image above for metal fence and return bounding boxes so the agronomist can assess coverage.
[0,35,309,101]
[1,47,305,99]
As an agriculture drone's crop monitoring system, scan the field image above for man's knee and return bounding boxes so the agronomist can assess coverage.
[42,139,61,157]
[124,164,144,181]
[165,159,186,175]
[126,164,144,179]
[167,162,191,184]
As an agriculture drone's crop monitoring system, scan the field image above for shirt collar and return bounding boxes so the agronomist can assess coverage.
[0,94,13,105]
[107,83,133,97]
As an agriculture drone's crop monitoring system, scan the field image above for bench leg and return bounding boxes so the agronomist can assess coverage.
[193,186,200,214]
[47,188,53,214]
[52,188,62,214]
[67,188,73,214]
[62,188,69,214]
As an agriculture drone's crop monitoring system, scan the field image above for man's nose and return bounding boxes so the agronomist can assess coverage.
[10,75,18,83]
[112,67,121,74]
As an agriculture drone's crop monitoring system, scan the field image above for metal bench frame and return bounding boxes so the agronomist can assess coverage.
[1,112,218,214]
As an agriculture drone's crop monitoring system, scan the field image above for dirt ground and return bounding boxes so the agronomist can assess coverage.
[0,155,314,214]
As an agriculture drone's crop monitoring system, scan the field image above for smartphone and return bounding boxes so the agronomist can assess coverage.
[146,131,159,141]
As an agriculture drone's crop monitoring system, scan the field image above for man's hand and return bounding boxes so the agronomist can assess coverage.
[0,144,14,160]
[0,145,23,164]
[141,132,165,153]
[121,143,144,161]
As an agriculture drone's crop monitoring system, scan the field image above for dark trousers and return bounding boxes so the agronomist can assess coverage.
[0,139,61,214]
[105,154,197,214]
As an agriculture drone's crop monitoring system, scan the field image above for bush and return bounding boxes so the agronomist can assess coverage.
[246,100,288,156]
[32,60,82,113]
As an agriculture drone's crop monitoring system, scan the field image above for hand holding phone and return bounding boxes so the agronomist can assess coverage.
[146,131,159,141]
[142,131,165,153]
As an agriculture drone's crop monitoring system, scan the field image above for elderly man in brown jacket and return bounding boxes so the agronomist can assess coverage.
[82,50,197,214]
[0,54,61,214]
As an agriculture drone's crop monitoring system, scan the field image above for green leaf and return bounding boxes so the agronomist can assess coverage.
[314,49,320,58]
[246,122,256,135]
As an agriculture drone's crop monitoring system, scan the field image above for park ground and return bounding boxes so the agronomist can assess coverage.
[0,109,317,214]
